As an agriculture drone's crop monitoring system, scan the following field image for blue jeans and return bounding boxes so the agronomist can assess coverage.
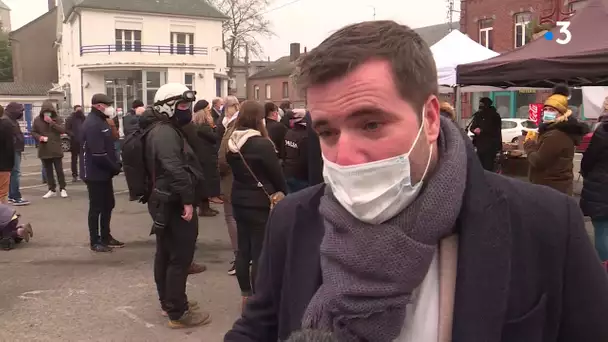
[9,152,21,200]
[42,163,47,182]
[592,219,608,262]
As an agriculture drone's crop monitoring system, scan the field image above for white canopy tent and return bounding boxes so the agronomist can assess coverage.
[430,30,499,93]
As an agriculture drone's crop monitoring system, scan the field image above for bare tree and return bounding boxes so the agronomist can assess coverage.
[210,0,274,78]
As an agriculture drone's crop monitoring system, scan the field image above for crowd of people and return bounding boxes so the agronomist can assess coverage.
[2,18,608,341]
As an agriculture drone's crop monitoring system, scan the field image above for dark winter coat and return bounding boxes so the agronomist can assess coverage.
[0,117,15,171]
[181,121,221,198]
[122,109,140,137]
[226,132,287,209]
[304,112,323,185]
[80,108,121,181]
[5,103,25,152]
[139,109,204,205]
[266,118,288,159]
[30,101,66,160]
[580,122,608,219]
[469,106,502,153]
[283,124,309,181]
[65,110,85,148]
[225,136,608,342]
[526,118,587,195]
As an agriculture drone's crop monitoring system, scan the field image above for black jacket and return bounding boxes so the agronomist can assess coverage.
[5,111,24,152]
[0,118,15,171]
[122,109,140,137]
[266,118,288,159]
[80,109,121,181]
[65,111,85,145]
[580,122,608,219]
[140,109,203,205]
[283,124,308,181]
[227,133,287,209]
[225,138,608,342]
[305,112,323,185]
[181,122,221,198]
[469,106,502,153]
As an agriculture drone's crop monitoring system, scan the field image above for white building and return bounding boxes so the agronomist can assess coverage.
[56,0,229,111]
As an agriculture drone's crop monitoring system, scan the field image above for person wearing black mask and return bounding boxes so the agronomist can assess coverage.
[123,99,145,137]
[469,97,502,171]
[139,83,210,328]
[66,105,86,182]
[283,109,310,192]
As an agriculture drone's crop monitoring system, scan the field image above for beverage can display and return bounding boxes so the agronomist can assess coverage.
[529,104,543,125]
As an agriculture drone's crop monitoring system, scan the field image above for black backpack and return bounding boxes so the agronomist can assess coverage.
[121,123,159,202]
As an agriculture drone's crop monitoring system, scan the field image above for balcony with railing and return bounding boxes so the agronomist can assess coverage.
[77,44,211,67]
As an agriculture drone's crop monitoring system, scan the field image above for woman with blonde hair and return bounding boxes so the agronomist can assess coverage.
[226,100,286,309]
[439,101,456,122]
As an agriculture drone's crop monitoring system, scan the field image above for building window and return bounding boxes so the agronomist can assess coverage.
[265,84,271,100]
[171,32,194,55]
[115,29,142,52]
[185,73,195,90]
[254,85,260,100]
[479,19,494,50]
[282,82,289,99]
[514,13,531,48]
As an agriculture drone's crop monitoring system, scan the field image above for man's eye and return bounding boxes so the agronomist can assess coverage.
[363,122,381,131]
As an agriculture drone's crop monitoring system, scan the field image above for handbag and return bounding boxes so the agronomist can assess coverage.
[232,140,285,209]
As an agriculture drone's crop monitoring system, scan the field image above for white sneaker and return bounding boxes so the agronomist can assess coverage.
[60,189,68,198]
[42,190,57,199]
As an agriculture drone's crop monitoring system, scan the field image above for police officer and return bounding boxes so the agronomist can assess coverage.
[81,94,123,253]
[140,83,210,328]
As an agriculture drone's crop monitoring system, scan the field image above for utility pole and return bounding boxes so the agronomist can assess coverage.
[244,43,250,100]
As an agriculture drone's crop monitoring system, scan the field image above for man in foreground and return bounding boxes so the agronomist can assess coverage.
[225,20,608,341]
[141,83,210,328]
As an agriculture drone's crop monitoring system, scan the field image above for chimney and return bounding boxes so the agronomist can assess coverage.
[289,43,301,62]
[48,0,56,10]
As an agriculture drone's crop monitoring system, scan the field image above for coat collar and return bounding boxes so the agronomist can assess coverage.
[451,142,512,341]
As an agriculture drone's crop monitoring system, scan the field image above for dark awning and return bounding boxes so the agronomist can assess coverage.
[456,0,608,88]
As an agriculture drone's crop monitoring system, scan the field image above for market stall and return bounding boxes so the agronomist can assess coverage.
[456,0,608,177]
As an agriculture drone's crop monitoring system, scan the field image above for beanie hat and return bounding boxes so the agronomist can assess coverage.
[193,100,209,113]
[479,97,493,107]
[544,84,570,115]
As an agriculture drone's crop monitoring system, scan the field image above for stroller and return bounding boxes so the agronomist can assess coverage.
[0,204,33,250]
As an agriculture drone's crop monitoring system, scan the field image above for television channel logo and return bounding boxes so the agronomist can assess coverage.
[544,22,572,45]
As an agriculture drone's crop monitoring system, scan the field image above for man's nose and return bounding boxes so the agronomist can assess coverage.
[332,135,365,167]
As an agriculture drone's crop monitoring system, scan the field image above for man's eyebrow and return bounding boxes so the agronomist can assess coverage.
[312,108,388,129]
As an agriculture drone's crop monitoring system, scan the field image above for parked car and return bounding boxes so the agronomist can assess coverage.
[577,121,600,153]
[468,118,538,143]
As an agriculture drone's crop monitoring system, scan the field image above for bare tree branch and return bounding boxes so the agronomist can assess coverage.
[209,0,274,78]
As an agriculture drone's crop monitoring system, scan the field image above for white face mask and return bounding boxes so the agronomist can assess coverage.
[104,106,116,118]
[322,108,433,224]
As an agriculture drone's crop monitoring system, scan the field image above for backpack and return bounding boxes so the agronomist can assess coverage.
[121,123,159,202]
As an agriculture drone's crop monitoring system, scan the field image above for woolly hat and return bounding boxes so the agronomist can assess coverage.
[544,84,570,115]
[193,99,209,113]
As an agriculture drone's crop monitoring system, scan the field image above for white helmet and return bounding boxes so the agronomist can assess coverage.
[153,83,196,117]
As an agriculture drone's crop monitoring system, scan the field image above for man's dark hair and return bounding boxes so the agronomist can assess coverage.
[73,105,82,110]
[280,101,292,111]
[285,329,338,342]
[132,99,144,109]
[265,102,278,118]
[294,20,437,117]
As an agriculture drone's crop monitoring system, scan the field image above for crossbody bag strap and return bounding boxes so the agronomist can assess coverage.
[231,138,272,199]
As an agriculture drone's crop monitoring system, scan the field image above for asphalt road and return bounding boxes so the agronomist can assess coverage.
[0,149,596,341]
[0,148,241,341]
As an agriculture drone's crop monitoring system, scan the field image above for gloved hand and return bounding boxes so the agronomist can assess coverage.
[113,162,123,176]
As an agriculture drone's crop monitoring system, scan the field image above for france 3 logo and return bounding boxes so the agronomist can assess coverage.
[544,22,572,45]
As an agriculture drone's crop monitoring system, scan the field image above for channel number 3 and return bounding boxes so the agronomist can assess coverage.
[555,21,572,45]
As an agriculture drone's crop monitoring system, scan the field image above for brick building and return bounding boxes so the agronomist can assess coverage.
[459,0,589,120]
[249,23,456,108]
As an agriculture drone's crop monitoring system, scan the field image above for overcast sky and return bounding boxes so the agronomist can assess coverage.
[7,0,459,60]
